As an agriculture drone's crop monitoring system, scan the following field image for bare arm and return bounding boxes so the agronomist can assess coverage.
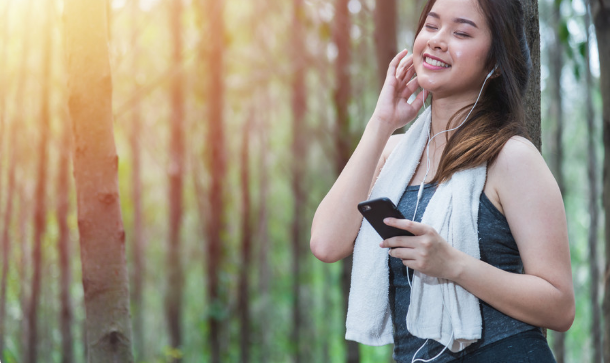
[381,137,575,331]
[451,137,574,331]
[310,125,398,263]
[310,49,425,263]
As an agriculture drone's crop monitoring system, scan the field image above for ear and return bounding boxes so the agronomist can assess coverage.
[490,64,501,79]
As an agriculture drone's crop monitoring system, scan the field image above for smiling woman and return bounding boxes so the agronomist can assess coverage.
[310,0,573,362]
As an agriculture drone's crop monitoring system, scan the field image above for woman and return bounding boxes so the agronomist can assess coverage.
[310,0,574,361]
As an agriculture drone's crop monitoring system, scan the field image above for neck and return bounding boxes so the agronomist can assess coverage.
[428,90,480,136]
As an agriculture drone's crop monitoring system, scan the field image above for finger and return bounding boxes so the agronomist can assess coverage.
[396,55,413,79]
[388,49,409,77]
[388,247,416,261]
[379,236,417,249]
[406,87,426,111]
[398,63,413,82]
[384,217,430,236]
[399,76,420,99]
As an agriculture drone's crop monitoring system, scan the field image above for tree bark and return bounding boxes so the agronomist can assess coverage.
[130,0,145,360]
[546,1,565,360]
[205,0,227,361]
[0,105,16,363]
[290,1,308,362]
[256,92,271,363]
[0,1,12,360]
[522,0,542,150]
[374,0,397,92]
[166,0,185,359]
[25,2,52,360]
[584,4,602,363]
[238,112,253,363]
[57,86,75,363]
[592,1,610,362]
[64,0,134,361]
[333,0,360,362]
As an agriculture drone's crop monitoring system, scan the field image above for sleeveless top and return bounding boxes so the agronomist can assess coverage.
[389,183,543,362]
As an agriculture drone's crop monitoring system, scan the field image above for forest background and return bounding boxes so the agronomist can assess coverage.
[0,0,607,362]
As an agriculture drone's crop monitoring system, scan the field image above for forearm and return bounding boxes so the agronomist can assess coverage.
[451,251,575,332]
[311,117,394,263]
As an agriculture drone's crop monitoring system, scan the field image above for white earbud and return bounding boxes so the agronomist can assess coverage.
[486,64,499,79]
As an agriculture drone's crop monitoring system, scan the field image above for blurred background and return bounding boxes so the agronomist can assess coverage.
[0,0,605,362]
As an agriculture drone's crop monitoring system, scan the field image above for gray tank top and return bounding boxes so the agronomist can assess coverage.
[389,183,541,362]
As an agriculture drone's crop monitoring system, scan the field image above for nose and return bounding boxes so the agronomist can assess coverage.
[427,33,448,52]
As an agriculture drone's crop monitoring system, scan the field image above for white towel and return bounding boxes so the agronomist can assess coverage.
[345,107,486,352]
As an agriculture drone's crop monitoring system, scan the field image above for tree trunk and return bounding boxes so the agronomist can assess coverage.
[256,92,271,363]
[333,0,360,362]
[374,0,397,92]
[546,1,565,360]
[205,0,227,361]
[522,0,542,150]
[17,186,29,360]
[0,108,16,363]
[166,0,185,360]
[57,89,75,363]
[238,112,253,363]
[290,1,308,362]
[25,2,52,360]
[64,0,134,361]
[0,1,12,360]
[584,4,602,363]
[592,1,610,362]
[130,0,145,361]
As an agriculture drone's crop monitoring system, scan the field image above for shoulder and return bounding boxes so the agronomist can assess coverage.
[382,134,403,159]
[486,135,560,215]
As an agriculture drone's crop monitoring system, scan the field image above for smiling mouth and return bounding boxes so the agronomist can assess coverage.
[424,56,451,68]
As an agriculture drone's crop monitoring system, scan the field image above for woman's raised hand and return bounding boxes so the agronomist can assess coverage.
[372,49,426,131]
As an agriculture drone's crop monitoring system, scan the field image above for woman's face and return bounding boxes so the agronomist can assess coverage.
[413,0,492,100]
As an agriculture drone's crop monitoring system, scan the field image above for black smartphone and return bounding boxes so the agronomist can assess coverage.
[358,197,414,240]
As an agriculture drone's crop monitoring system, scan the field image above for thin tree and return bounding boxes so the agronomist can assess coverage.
[584,3,602,362]
[129,0,146,360]
[255,92,271,363]
[332,0,360,362]
[166,0,185,359]
[57,88,75,363]
[290,0,308,361]
[0,1,12,359]
[64,0,134,360]
[547,0,565,359]
[591,1,610,362]
[374,0,397,92]
[0,110,16,363]
[25,2,53,360]
[238,111,253,363]
[205,0,227,361]
[522,0,542,150]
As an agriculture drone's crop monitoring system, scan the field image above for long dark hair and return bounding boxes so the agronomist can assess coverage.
[414,0,533,184]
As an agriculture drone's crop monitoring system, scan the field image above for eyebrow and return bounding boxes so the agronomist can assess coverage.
[428,11,479,29]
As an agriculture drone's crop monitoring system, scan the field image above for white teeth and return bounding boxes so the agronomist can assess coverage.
[425,57,450,68]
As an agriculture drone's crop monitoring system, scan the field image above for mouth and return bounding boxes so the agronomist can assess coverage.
[423,54,451,68]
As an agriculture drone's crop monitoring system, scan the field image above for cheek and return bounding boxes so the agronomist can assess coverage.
[412,34,427,69]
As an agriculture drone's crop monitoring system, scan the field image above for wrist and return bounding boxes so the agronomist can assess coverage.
[446,248,469,282]
[366,114,395,139]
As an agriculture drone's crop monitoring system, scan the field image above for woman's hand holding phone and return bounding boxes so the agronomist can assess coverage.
[371,49,427,132]
[380,218,462,281]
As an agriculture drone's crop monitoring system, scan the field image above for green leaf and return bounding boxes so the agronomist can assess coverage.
[578,41,587,58]
[559,20,570,44]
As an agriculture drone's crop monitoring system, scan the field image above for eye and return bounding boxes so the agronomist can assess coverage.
[454,31,470,38]
[424,24,438,31]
